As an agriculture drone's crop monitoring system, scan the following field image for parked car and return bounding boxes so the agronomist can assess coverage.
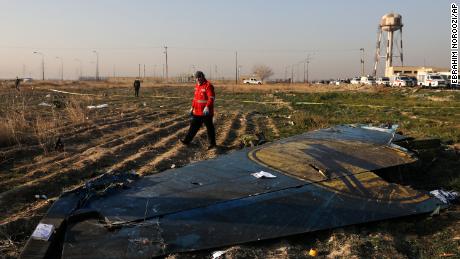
[350,77,361,85]
[376,77,390,86]
[417,72,446,88]
[360,76,376,85]
[243,78,262,85]
[391,75,414,87]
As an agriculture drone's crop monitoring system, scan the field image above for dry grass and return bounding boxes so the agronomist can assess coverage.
[65,97,88,124]
[0,91,88,152]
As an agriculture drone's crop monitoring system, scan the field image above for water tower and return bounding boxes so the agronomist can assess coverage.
[373,13,404,77]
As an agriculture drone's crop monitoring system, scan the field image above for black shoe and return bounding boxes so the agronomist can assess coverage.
[180,139,190,146]
[207,144,217,150]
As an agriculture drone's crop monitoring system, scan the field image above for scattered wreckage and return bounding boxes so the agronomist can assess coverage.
[21,124,447,258]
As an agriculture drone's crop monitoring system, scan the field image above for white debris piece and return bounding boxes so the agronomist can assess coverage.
[38,102,53,107]
[87,104,108,109]
[171,164,176,169]
[430,190,459,204]
[31,223,54,241]
[45,94,51,98]
[251,171,277,179]
[212,250,228,259]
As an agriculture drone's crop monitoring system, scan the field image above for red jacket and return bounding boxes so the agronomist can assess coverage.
[192,80,215,116]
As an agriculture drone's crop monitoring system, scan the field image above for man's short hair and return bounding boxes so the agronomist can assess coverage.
[194,71,205,79]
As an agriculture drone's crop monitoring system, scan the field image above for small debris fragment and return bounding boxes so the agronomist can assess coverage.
[171,164,176,169]
[308,248,318,257]
[439,253,456,257]
[251,171,276,179]
[430,190,459,204]
[211,250,228,259]
[87,104,108,109]
[430,206,441,216]
[38,102,53,107]
[31,223,54,241]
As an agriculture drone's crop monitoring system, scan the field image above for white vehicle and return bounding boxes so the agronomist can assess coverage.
[350,77,361,85]
[360,76,376,85]
[439,72,454,88]
[243,78,262,85]
[376,77,390,86]
[417,72,446,88]
[391,75,414,87]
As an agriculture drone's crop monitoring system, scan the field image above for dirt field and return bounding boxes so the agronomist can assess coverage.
[0,80,459,258]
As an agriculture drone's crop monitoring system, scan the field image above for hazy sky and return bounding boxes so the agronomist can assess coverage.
[0,0,452,80]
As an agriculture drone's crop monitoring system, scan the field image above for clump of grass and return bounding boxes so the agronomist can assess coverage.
[0,109,29,147]
[32,115,58,153]
[291,111,328,130]
[65,97,87,124]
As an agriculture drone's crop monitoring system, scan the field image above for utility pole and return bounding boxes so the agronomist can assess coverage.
[93,50,99,80]
[360,48,365,76]
[74,59,82,79]
[291,65,294,84]
[143,64,146,78]
[164,46,168,81]
[113,65,116,77]
[303,60,306,83]
[153,64,157,78]
[284,66,288,81]
[306,59,310,84]
[33,51,45,80]
[56,56,63,81]
[235,51,238,84]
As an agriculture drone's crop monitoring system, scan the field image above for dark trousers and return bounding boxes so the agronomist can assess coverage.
[184,115,216,146]
[134,87,140,97]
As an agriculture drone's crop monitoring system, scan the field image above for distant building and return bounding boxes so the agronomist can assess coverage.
[386,66,449,77]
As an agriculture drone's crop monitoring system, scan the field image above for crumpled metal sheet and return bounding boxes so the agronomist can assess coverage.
[20,125,442,259]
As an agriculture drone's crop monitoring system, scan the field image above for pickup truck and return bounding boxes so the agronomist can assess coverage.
[391,75,414,87]
[376,77,390,86]
[360,76,376,85]
[243,78,262,85]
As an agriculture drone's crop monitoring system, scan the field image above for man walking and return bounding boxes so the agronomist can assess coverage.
[181,71,216,149]
[15,77,21,91]
[133,79,141,97]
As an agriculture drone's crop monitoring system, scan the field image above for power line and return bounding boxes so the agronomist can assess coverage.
[0,45,362,54]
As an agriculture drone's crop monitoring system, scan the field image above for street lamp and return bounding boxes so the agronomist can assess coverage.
[33,51,45,80]
[56,57,63,81]
[74,59,82,79]
[360,48,365,76]
[93,50,99,81]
